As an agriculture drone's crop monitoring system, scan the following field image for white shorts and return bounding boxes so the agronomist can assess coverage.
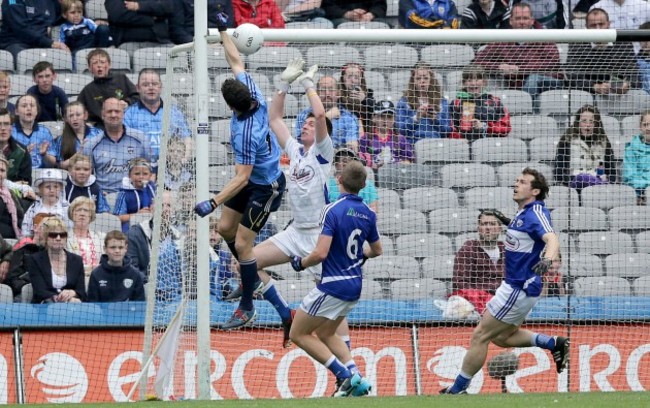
[300,287,357,320]
[486,281,539,326]
[270,224,322,280]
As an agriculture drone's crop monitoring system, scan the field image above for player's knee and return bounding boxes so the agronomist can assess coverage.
[470,326,494,345]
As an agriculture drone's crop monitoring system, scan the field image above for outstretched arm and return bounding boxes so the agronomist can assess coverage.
[217,13,245,76]
[271,58,305,149]
[298,65,328,144]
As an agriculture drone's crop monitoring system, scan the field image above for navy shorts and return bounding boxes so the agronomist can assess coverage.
[224,173,286,233]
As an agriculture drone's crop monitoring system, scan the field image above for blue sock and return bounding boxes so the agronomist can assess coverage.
[345,360,359,375]
[262,280,291,321]
[238,259,258,311]
[533,333,556,350]
[340,335,351,351]
[449,372,472,394]
[325,355,351,381]
[226,240,239,261]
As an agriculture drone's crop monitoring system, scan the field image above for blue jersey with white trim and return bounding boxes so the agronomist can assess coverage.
[316,194,380,302]
[504,201,554,297]
[229,72,282,185]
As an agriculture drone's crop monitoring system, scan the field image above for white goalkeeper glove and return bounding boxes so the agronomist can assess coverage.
[278,58,305,92]
[298,64,318,90]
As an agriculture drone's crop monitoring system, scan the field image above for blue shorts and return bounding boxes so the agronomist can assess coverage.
[224,173,286,233]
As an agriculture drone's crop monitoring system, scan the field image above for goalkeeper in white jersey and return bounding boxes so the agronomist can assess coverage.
[228,58,334,348]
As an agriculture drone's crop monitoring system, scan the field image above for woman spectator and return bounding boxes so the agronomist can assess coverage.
[338,63,375,134]
[11,95,54,170]
[0,108,31,184]
[359,100,413,171]
[67,197,105,279]
[26,216,86,303]
[396,63,453,144]
[554,105,616,190]
[623,110,650,205]
[0,157,25,240]
[46,102,102,170]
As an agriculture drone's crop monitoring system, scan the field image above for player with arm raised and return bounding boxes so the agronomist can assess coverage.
[442,167,569,394]
[289,160,382,397]
[194,13,285,329]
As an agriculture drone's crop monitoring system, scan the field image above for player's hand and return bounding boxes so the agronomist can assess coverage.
[194,199,218,217]
[297,64,318,90]
[280,58,305,84]
[216,12,229,32]
[290,256,305,272]
[532,258,553,275]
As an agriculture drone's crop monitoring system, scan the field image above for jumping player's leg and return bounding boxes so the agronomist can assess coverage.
[218,206,242,260]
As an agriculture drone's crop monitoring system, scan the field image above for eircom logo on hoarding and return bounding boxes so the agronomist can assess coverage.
[0,326,648,402]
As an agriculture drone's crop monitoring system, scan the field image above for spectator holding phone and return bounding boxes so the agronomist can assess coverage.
[338,63,375,134]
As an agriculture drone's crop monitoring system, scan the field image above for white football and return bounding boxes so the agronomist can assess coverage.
[231,23,264,56]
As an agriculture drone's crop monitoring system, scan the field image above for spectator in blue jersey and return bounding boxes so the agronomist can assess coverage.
[59,0,113,54]
[82,97,152,193]
[194,13,286,330]
[0,73,15,116]
[87,230,145,302]
[328,148,378,213]
[46,102,103,170]
[113,158,156,232]
[295,76,360,151]
[66,196,106,278]
[64,154,110,213]
[0,108,32,184]
[402,0,460,29]
[442,167,569,395]
[163,136,194,190]
[461,0,511,29]
[124,69,192,172]
[396,63,453,144]
[11,94,54,170]
[27,62,69,123]
[0,0,70,62]
[289,159,382,397]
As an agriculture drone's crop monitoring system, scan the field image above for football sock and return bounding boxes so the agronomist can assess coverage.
[325,355,351,381]
[226,240,239,261]
[449,371,472,394]
[239,259,258,311]
[262,279,292,321]
[532,333,556,350]
[345,360,359,375]
[339,334,351,351]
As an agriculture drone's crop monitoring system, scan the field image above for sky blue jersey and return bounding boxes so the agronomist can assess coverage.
[11,123,53,169]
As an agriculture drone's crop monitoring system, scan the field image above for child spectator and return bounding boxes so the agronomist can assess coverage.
[22,169,71,237]
[11,94,54,169]
[27,61,69,123]
[59,0,113,54]
[450,65,511,141]
[113,158,156,232]
[623,110,650,206]
[77,49,138,126]
[87,230,146,302]
[65,153,110,213]
[47,101,102,169]
[0,72,15,116]
[638,22,650,95]
[359,100,413,171]
[541,253,566,297]
[327,147,378,213]
[163,136,194,190]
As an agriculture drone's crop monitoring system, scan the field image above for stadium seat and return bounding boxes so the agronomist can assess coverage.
[364,45,419,72]
[39,121,64,138]
[376,163,437,190]
[86,0,108,20]
[601,115,622,138]
[471,137,529,163]
[306,45,362,69]
[464,187,517,212]
[389,278,448,300]
[545,185,580,209]
[378,188,401,213]
[580,184,638,210]
[360,280,385,300]
[429,208,479,234]
[440,163,497,188]
[491,90,533,116]
[529,136,561,162]
[497,162,554,187]
[577,231,634,256]
[605,253,650,278]
[274,279,313,304]
[566,254,605,277]
[595,90,650,116]
[414,138,470,164]
[20,283,33,303]
[75,48,130,73]
[395,233,454,258]
[510,115,559,140]
[92,213,122,233]
[573,276,631,296]
[17,49,73,74]
[207,95,230,119]
[608,206,650,232]
[364,235,395,256]
[402,187,459,212]
[0,284,13,303]
[420,45,475,71]
[551,206,608,232]
[620,114,640,135]
[206,44,232,71]
[9,74,35,96]
[607,135,631,160]
[377,208,428,235]
[444,70,463,97]
[539,90,593,117]
[132,47,170,73]
[246,46,303,72]
[58,73,91,96]
[364,255,421,280]
[338,21,392,30]
[209,165,235,192]
[209,142,230,166]
[421,255,455,280]
[633,276,650,296]
[636,231,650,253]
[0,50,14,72]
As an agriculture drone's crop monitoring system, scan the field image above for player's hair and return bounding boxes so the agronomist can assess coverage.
[32,61,56,77]
[16,94,40,120]
[61,0,83,15]
[220,78,253,113]
[640,21,650,30]
[68,196,97,222]
[404,62,442,112]
[522,167,549,201]
[61,101,89,161]
[511,2,532,14]
[587,8,609,22]
[339,160,366,194]
[138,68,161,84]
[306,112,333,136]
[105,230,128,247]
[461,65,486,83]
[86,48,111,66]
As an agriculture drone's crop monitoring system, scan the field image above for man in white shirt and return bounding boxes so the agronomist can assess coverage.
[589,0,650,30]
